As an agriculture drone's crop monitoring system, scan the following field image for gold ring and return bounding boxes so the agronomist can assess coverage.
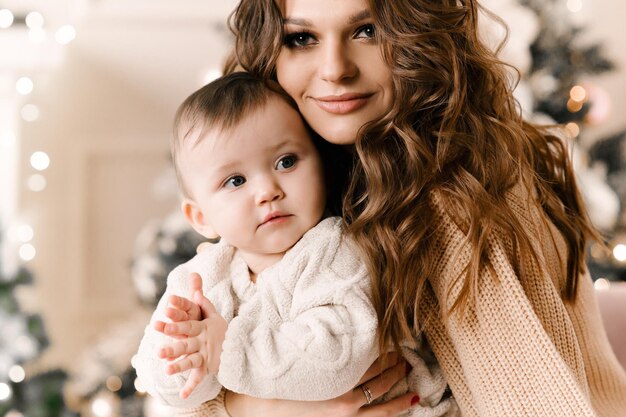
[360,383,373,404]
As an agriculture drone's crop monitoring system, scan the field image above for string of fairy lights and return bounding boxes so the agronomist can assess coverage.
[1,6,76,270]
[0,5,76,413]
[1,3,218,416]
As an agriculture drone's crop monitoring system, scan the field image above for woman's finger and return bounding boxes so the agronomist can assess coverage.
[357,352,403,385]
[352,361,408,406]
[158,338,202,360]
[358,392,417,417]
[166,352,204,375]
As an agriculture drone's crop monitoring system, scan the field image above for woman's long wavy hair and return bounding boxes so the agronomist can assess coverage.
[226,0,601,350]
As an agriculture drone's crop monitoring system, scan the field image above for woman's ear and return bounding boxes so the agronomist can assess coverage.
[181,199,219,240]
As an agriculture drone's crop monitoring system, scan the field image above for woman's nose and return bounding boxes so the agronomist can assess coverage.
[319,40,358,82]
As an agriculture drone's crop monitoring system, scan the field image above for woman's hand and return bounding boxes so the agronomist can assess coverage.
[225,353,417,417]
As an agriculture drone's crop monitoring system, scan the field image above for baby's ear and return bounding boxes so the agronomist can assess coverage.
[181,199,219,240]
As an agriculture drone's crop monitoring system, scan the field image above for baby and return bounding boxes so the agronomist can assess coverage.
[134,72,454,416]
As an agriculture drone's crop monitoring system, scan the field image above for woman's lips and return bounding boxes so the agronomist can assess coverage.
[312,93,373,114]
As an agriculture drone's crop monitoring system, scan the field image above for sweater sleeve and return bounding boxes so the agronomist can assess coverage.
[217,221,379,400]
[135,251,236,409]
[423,191,600,417]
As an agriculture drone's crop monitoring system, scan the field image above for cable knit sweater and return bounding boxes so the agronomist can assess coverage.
[135,217,379,406]
[184,183,626,417]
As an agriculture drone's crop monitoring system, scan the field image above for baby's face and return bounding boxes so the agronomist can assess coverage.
[181,96,326,257]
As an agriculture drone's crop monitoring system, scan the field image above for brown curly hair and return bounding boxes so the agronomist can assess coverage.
[226,0,600,351]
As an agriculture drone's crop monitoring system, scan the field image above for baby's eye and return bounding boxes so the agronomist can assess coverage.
[355,24,376,39]
[284,32,317,48]
[276,155,297,170]
[224,175,246,188]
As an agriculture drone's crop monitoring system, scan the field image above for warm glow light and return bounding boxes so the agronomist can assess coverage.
[570,85,587,102]
[0,132,16,147]
[0,9,14,29]
[55,25,76,44]
[9,365,26,383]
[0,382,12,401]
[29,28,46,43]
[594,278,611,291]
[25,12,44,29]
[590,243,607,260]
[27,174,47,192]
[613,244,626,262]
[567,0,583,12]
[567,99,583,113]
[17,225,34,242]
[16,77,34,95]
[5,410,25,417]
[106,376,123,392]
[21,104,40,122]
[19,244,36,261]
[30,151,50,171]
[91,398,113,417]
[565,122,580,138]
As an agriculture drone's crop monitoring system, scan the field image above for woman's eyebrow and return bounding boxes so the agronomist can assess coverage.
[348,10,371,24]
[283,10,371,27]
[283,17,312,27]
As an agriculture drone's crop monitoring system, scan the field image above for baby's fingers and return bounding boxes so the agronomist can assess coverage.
[169,295,201,320]
[159,338,202,360]
[180,368,207,399]
[166,352,204,375]
[165,307,190,322]
[162,321,203,337]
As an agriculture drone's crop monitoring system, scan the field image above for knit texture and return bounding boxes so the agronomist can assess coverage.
[135,217,380,406]
[421,182,626,417]
[169,182,626,416]
[174,390,230,417]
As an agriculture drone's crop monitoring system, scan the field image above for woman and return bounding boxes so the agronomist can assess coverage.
[180,0,626,415]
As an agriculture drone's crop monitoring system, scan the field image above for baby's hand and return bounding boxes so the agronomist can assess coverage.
[157,290,227,399]
[154,272,205,337]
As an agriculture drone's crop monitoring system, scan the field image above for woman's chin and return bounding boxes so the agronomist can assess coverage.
[313,125,359,146]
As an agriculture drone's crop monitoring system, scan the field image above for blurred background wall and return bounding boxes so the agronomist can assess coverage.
[0,0,625,416]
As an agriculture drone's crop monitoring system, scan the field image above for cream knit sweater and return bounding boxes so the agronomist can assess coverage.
[421,183,626,417]
[135,218,379,407]
[184,183,626,417]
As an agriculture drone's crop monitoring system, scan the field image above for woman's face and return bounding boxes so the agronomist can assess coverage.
[275,0,394,145]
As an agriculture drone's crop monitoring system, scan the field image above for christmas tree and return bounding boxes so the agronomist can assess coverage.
[482,0,626,282]
[0,233,77,417]
[521,0,626,282]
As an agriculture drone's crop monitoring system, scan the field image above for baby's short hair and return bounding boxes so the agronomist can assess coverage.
[172,72,298,198]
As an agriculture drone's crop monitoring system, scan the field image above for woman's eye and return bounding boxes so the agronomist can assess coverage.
[276,155,297,170]
[284,32,316,48]
[224,175,246,188]
[355,24,376,39]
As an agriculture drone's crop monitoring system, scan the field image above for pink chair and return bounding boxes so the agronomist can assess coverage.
[595,281,626,371]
